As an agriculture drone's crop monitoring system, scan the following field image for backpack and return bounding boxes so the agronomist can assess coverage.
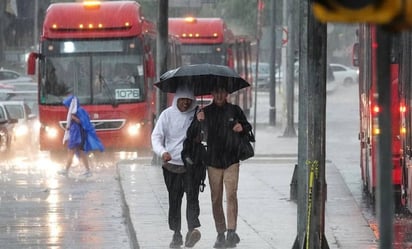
[181,106,207,192]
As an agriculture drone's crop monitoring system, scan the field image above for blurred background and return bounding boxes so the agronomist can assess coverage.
[0,0,356,72]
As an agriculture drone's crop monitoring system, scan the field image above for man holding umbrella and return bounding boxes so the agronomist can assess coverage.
[196,84,252,248]
[155,63,252,248]
[151,85,202,248]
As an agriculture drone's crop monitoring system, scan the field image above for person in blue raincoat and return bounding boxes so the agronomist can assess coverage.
[58,95,104,177]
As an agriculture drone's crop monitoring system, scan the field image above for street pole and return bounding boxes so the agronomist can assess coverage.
[292,0,309,246]
[292,0,329,247]
[307,8,329,248]
[153,0,168,165]
[0,2,6,62]
[252,0,262,137]
[269,0,277,126]
[157,0,168,113]
[282,0,297,137]
[376,26,394,249]
[34,0,38,48]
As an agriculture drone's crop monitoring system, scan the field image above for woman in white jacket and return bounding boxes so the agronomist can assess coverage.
[151,85,201,248]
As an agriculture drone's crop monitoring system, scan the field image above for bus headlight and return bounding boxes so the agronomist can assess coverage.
[128,123,142,136]
[45,126,58,139]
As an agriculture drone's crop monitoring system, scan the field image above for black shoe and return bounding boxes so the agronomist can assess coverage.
[225,230,240,248]
[213,233,226,248]
[185,229,201,247]
[169,232,183,248]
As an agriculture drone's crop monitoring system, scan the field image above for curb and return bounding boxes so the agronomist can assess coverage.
[116,163,140,249]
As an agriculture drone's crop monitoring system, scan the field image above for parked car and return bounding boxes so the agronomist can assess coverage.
[8,82,38,92]
[294,61,338,93]
[251,62,282,90]
[329,63,359,85]
[0,84,38,115]
[0,101,38,152]
[0,68,34,84]
[0,106,17,154]
[251,62,269,89]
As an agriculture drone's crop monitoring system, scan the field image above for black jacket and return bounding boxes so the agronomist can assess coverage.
[202,102,252,168]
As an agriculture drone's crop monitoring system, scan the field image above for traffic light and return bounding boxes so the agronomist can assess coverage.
[311,0,402,24]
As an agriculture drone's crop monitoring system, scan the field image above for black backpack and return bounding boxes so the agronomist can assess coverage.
[181,106,207,192]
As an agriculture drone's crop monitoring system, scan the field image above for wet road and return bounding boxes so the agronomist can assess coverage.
[1,84,412,248]
[0,153,131,249]
[325,83,412,248]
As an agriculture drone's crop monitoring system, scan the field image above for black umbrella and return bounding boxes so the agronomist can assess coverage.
[154,63,250,96]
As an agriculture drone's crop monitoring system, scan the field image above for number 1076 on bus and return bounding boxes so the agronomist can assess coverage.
[115,89,140,100]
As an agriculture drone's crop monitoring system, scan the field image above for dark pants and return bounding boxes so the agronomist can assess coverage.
[163,167,201,232]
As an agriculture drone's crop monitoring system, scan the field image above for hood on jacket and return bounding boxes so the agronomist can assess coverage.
[63,95,79,110]
[172,85,197,113]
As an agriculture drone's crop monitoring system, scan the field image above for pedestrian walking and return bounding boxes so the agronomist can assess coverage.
[196,84,252,248]
[58,95,104,177]
[151,85,202,248]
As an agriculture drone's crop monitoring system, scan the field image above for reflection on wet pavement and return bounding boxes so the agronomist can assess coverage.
[0,152,131,249]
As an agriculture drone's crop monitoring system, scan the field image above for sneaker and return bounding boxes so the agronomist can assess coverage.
[81,171,92,177]
[185,229,201,248]
[225,230,240,248]
[57,169,68,176]
[169,232,183,248]
[213,233,226,248]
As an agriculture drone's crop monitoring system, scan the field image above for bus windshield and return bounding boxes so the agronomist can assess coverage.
[180,44,227,65]
[39,39,145,105]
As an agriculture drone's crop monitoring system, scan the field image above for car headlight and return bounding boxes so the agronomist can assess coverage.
[33,120,41,131]
[14,124,29,137]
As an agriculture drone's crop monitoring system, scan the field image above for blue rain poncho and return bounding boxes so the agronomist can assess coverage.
[62,95,104,152]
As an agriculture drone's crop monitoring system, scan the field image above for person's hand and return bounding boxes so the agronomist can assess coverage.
[233,122,243,133]
[162,152,172,162]
[197,109,205,121]
[71,114,80,123]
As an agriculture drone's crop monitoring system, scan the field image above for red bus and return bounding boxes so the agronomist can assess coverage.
[355,24,403,208]
[168,17,253,116]
[27,1,180,157]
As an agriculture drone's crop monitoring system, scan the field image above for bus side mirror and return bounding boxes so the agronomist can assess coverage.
[27,52,39,75]
[352,43,359,67]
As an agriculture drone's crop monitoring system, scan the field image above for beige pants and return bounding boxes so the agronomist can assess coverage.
[207,163,239,233]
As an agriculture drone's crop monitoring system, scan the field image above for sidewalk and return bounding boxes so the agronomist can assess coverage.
[117,123,378,249]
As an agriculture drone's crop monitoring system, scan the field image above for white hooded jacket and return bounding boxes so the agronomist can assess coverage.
[151,86,197,166]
